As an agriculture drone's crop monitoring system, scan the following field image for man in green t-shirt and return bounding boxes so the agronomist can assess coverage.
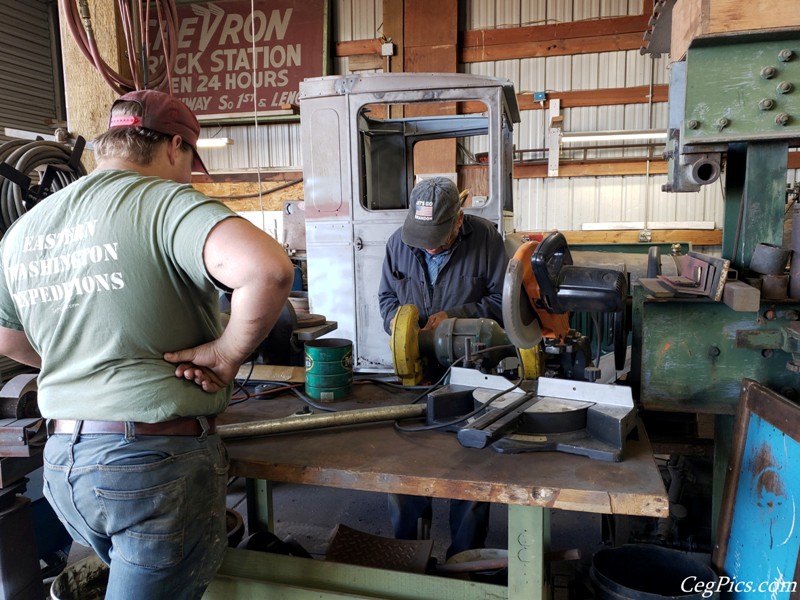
[0,90,294,599]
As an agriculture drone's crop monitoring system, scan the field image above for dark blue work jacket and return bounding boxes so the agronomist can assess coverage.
[378,215,508,333]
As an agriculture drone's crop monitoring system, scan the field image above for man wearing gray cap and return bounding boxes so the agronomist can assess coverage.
[378,176,508,558]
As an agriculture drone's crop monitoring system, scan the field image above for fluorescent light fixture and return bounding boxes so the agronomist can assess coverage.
[560,130,667,143]
[196,137,234,148]
[4,127,57,141]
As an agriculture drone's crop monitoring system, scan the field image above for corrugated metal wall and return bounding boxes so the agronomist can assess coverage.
[201,0,731,232]
[462,0,724,232]
[0,0,63,143]
[201,122,303,171]
[514,175,724,231]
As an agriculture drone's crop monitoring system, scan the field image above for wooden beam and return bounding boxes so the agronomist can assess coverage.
[337,15,654,63]
[460,15,650,48]
[383,0,404,74]
[545,229,723,246]
[338,7,654,54]
[348,54,385,71]
[671,0,800,61]
[512,159,668,179]
[335,38,382,57]
[520,85,668,110]
[461,31,645,62]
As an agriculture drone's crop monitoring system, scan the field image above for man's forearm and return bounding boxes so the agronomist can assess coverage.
[219,281,291,365]
[0,327,41,369]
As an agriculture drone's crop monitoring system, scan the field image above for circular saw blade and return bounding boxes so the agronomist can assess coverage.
[502,258,542,349]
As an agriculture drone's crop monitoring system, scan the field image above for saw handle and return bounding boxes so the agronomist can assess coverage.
[554,267,628,371]
[456,393,539,449]
[530,232,574,313]
[531,233,629,371]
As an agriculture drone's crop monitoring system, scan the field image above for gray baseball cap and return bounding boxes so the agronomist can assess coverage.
[401,177,461,249]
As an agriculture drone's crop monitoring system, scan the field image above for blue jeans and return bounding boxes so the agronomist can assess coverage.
[43,424,229,600]
[388,493,490,559]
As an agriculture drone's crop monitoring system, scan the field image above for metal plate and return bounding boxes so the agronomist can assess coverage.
[683,36,800,144]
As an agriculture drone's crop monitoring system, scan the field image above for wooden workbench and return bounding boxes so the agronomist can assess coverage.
[206,382,668,600]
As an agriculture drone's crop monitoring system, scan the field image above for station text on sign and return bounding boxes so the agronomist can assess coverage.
[149,0,327,120]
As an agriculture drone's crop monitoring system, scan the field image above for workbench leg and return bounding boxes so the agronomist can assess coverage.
[245,478,274,534]
[712,415,734,542]
[507,505,550,600]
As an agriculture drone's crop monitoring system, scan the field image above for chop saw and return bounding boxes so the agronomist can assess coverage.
[390,231,637,461]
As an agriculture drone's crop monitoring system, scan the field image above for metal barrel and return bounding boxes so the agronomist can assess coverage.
[590,544,719,599]
[304,338,353,401]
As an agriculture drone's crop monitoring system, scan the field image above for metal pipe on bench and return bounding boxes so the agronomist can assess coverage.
[217,404,426,439]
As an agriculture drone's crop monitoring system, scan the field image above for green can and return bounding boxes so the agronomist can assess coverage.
[304,338,353,401]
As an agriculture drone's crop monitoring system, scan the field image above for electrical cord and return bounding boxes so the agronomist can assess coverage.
[228,361,255,406]
[408,357,464,404]
[290,386,338,413]
[208,179,304,201]
[228,381,305,407]
[395,344,529,432]
[352,375,432,391]
[229,359,308,406]
[394,381,531,433]
[404,342,520,405]
[227,344,522,421]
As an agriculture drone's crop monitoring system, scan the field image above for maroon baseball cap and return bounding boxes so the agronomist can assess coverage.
[108,89,208,175]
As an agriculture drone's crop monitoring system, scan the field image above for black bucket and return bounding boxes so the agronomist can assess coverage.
[591,544,719,599]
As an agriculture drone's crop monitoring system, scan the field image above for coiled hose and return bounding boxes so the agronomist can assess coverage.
[0,139,87,234]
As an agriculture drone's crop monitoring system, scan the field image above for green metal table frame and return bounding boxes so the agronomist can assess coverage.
[207,497,549,600]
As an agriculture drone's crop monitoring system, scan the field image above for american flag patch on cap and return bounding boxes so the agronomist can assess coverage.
[415,200,433,221]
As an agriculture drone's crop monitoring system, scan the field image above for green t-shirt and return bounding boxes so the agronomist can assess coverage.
[0,169,238,422]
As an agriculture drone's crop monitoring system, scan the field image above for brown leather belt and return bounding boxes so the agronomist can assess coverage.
[51,416,216,436]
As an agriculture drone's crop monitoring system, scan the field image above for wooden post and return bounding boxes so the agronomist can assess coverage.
[383,0,404,74]
[58,0,126,171]
[671,0,800,61]
[402,0,458,177]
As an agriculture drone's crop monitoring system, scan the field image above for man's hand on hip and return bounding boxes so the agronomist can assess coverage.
[164,342,238,393]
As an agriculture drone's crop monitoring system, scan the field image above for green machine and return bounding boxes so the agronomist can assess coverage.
[633,32,800,417]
